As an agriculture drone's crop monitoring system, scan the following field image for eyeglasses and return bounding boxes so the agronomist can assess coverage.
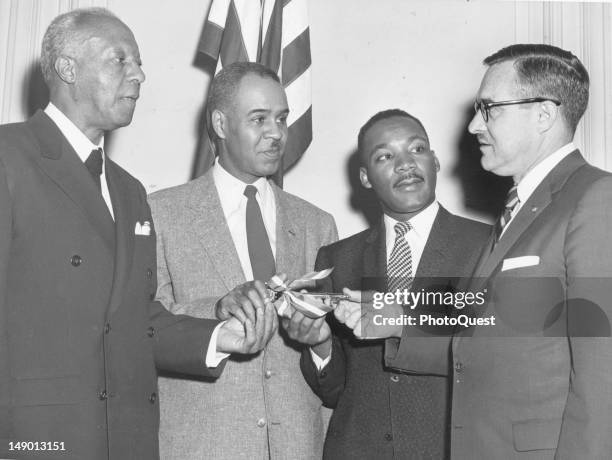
[473,97,561,122]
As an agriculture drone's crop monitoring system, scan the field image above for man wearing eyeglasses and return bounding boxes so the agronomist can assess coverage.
[378,44,612,458]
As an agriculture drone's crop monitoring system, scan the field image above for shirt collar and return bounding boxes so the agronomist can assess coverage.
[44,103,105,163]
[383,201,439,241]
[212,160,272,211]
[516,142,576,204]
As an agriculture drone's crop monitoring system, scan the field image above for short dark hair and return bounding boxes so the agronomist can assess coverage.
[357,109,429,164]
[484,44,589,133]
[205,61,281,144]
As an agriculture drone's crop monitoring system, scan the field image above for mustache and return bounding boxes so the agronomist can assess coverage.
[394,171,424,187]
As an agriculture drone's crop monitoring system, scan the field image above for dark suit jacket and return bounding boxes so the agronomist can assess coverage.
[0,110,223,460]
[301,206,490,459]
[387,152,612,459]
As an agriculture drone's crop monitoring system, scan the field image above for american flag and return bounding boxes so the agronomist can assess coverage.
[193,0,312,186]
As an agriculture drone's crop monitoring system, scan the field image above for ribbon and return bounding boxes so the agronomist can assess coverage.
[267,268,347,318]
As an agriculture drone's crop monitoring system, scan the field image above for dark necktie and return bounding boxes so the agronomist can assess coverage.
[244,185,276,281]
[387,221,413,293]
[494,184,519,241]
[85,148,104,192]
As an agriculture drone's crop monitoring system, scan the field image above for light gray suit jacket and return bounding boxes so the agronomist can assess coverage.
[149,170,338,460]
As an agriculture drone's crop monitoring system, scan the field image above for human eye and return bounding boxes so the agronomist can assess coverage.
[409,143,429,154]
[277,114,288,125]
[251,115,265,125]
[374,151,392,162]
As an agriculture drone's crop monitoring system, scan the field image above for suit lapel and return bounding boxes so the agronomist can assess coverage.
[360,221,386,291]
[187,171,246,290]
[105,158,135,315]
[272,183,302,278]
[475,151,586,280]
[413,207,453,284]
[26,110,115,253]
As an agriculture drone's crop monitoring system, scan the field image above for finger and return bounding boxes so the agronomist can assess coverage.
[244,287,266,314]
[342,287,362,303]
[242,318,255,351]
[263,302,277,342]
[235,295,256,324]
[253,305,265,350]
[345,308,365,331]
[251,280,271,304]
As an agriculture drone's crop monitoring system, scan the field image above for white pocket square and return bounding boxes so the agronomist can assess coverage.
[501,255,540,272]
[134,220,151,236]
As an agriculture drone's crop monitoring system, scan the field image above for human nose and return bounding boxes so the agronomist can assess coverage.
[264,119,285,140]
[468,110,485,134]
[128,62,146,84]
[394,151,417,172]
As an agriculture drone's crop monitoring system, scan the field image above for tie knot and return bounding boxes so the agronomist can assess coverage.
[244,184,258,199]
[505,184,519,210]
[394,221,412,237]
[85,148,103,177]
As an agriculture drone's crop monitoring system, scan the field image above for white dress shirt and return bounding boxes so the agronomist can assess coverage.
[44,103,114,219]
[212,161,277,281]
[502,142,576,237]
[311,201,441,369]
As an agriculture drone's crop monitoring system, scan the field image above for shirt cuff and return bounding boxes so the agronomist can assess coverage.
[310,347,331,371]
[205,321,230,367]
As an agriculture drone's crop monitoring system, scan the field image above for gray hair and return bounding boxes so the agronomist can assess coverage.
[40,7,119,84]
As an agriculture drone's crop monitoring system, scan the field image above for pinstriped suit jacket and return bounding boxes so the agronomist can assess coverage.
[149,170,338,460]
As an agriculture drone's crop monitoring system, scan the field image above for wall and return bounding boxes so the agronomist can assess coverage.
[2,0,611,238]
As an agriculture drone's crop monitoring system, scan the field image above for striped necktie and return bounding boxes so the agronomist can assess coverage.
[494,184,519,241]
[387,221,413,293]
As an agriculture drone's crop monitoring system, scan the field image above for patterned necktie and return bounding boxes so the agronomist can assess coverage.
[85,148,103,192]
[494,184,519,241]
[244,185,276,281]
[387,221,413,293]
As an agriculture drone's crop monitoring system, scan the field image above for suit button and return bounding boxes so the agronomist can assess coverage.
[319,370,328,379]
[455,361,464,373]
[149,392,157,404]
[70,255,82,266]
[384,433,393,441]
[256,418,266,428]
[147,326,155,337]
[104,323,111,334]
[390,375,400,383]
[98,390,108,400]
[146,268,153,279]
[264,370,272,379]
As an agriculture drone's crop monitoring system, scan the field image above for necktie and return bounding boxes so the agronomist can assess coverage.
[244,185,276,281]
[85,148,103,192]
[494,184,519,241]
[387,221,413,293]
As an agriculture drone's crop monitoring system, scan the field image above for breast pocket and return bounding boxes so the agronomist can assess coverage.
[512,418,561,452]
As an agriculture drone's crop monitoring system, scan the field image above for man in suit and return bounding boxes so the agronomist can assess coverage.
[149,61,338,459]
[0,9,276,460]
[342,45,612,459]
[282,109,489,459]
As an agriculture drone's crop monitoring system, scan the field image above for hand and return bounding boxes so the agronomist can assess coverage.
[216,301,278,354]
[334,288,403,339]
[215,275,287,323]
[280,310,332,358]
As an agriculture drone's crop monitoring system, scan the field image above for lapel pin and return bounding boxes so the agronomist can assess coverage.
[531,206,538,212]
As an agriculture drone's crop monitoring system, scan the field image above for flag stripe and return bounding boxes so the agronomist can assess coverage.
[219,1,250,66]
[260,0,283,73]
[207,0,232,25]
[285,67,310,123]
[234,0,263,61]
[283,106,312,171]
[198,20,224,61]
[282,28,310,86]
[282,0,308,46]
